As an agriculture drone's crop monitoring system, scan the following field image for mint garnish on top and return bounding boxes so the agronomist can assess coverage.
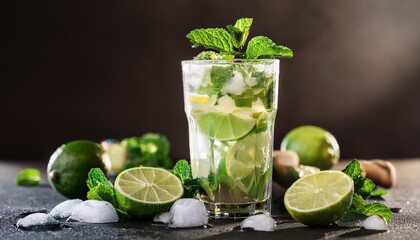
[187,18,293,59]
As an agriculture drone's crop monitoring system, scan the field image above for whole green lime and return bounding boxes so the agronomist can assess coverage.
[47,140,109,199]
[280,125,340,170]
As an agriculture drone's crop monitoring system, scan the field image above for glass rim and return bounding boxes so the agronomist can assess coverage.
[181,59,279,64]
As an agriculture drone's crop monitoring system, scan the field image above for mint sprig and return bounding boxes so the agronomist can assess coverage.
[187,18,293,59]
[341,159,393,222]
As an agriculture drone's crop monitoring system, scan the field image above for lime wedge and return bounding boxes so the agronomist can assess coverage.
[188,94,209,103]
[226,132,270,193]
[197,112,256,141]
[284,170,354,226]
[115,167,183,218]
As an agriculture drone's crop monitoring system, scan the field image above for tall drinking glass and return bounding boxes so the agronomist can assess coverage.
[182,59,279,219]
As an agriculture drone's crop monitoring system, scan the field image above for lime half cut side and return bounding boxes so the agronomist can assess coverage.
[284,170,354,226]
[196,112,256,141]
[115,167,183,218]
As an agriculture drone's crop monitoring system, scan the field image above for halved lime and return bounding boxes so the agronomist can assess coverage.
[115,167,183,218]
[196,112,256,141]
[284,170,354,226]
[226,132,270,193]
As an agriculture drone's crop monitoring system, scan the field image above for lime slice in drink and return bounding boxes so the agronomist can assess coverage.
[284,170,354,226]
[115,167,183,218]
[226,132,270,193]
[196,112,256,141]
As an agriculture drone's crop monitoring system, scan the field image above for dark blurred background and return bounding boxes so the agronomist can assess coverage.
[1,0,420,162]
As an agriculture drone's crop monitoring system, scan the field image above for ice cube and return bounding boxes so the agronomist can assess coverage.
[68,200,118,223]
[240,214,276,232]
[49,199,83,219]
[222,70,246,95]
[17,213,59,229]
[362,215,388,230]
[214,95,238,113]
[153,211,171,224]
[168,199,208,228]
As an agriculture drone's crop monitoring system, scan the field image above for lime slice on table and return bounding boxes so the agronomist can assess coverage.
[196,112,256,141]
[226,132,271,194]
[115,167,183,218]
[284,170,354,226]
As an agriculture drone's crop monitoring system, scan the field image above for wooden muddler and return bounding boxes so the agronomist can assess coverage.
[359,159,397,188]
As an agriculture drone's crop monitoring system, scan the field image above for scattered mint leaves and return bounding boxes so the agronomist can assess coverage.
[121,133,172,170]
[341,159,393,222]
[187,28,235,53]
[245,36,293,59]
[371,189,389,197]
[86,168,118,207]
[187,18,293,59]
[16,168,41,186]
[197,65,234,95]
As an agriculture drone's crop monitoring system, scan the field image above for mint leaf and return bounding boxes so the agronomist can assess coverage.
[234,18,253,47]
[226,25,243,49]
[200,171,218,197]
[371,189,389,197]
[16,168,41,186]
[246,36,293,59]
[230,88,254,107]
[86,168,118,207]
[341,194,392,222]
[342,158,363,179]
[197,65,234,95]
[187,28,235,53]
[172,160,202,198]
[194,51,234,60]
[342,159,375,199]
[226,18,253,49]
[173,159,192,183]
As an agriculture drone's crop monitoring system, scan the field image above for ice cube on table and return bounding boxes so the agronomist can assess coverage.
[68,200,118,223]
[17,213,59,229]
[240,214,276,232]
[362,215,388,230]
[168,199,208,228]
[153,211,171,224]
[49,199,83,219]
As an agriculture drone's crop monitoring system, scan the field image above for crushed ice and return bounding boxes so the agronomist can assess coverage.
[362,215,388,230]
[68,200,118,223]
[240,214,276,232]
[153,211,171,224]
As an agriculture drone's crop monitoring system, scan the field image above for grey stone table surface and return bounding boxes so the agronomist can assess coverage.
[1,159,420,240]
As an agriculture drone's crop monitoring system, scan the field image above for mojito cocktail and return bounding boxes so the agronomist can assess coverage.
[182,59,279,218]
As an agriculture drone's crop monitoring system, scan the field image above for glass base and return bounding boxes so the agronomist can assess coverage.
[203,199,271,219]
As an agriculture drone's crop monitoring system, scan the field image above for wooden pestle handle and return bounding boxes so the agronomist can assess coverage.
[359,160,397,188]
